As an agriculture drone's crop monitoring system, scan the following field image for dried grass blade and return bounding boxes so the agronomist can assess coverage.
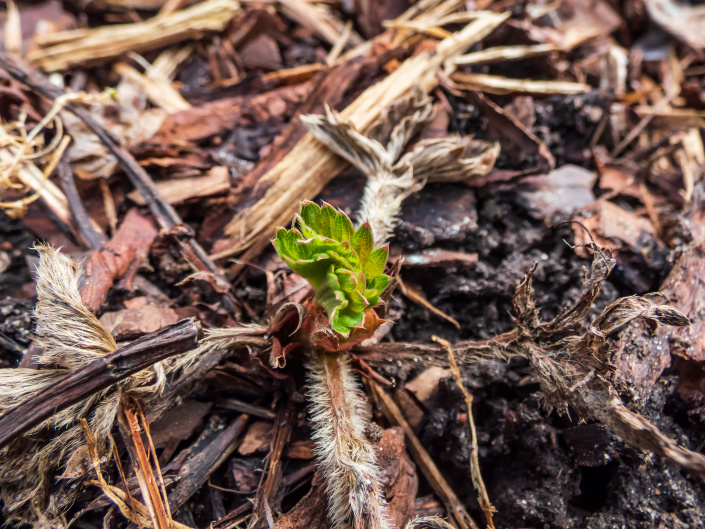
[435,336,496,529]
[371,383,480,529]
[28,0,240,71]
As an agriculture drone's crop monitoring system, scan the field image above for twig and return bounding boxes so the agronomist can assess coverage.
[119,398,173,529]
[256,401,295,517]
[434,336,495,529]
[211,463,317,529]
[398,278,460,329]
[370,382,480,529]
[57,160,107,249]
[217,398,277,420]
[0,318,201,450]
[611,92,674,157]
[167,413,249,511]
[0,53,238,315]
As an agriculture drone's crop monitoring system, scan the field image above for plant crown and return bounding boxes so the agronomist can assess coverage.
[274,201,390,337]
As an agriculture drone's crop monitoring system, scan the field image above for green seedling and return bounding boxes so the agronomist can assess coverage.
[274,201,390,337]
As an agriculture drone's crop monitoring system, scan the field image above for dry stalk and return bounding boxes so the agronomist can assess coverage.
[215,11,509,264]
[301,94,499,246]
[0,246,217,524]
[28,0,240,71]
[451,72,591,95]
[453,43,560,66]
[371,383,480,529]
[80,420,193,529]
[118,398,173,529]
[435,337,495,529]
[307,351,390,529]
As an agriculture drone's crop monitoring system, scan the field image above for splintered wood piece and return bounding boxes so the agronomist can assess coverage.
[81,208,158,312]
[113,62,190,114]
[215,12,510,270]
[167,414,249,511]
[279,0,363,48]
[453,43,560,65]
[119,399,173,529]
[126,167,230,206]
[28,0,240,72]
[370,383,480,529]
[452,72,591,95]
[0,318,202,450]
[257,403,295,517]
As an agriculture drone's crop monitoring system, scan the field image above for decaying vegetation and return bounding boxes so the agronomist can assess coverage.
[1,1,705,529]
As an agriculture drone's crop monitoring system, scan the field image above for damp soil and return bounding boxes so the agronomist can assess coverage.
[380,189,705,529]
[3,192,704,529]
[1,89,704,528]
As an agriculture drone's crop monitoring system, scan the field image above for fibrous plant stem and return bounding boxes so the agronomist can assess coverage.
[306,349,390,529]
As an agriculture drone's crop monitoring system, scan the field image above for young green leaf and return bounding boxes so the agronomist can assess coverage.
[362,247,388,280]
[273,202,390,338]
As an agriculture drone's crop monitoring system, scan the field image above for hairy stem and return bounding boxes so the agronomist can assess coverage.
[307,350,390,529]
[357,167,421,247]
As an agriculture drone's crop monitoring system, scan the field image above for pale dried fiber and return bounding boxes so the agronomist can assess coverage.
[0,245,208,524]
[302,95,498,246]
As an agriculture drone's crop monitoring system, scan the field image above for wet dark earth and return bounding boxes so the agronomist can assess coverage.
[2,91,704,529]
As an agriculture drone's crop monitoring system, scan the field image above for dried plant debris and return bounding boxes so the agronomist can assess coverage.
[3,0,705,527]
[0,245,205,524]
[302,94,499,246]
[511,245,703,478]
[28,0,241,71]
[0,90,113,219]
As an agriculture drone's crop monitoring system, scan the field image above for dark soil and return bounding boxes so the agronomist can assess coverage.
[3,177,704,529]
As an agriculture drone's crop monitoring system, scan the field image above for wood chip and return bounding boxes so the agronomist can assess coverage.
[127,167,230,206]
[28,0,240,71]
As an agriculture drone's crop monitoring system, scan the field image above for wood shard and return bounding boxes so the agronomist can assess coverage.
[28,0,241,71]
[127,167,230,206]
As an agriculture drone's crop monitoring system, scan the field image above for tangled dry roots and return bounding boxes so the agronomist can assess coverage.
[0,245,120,524]
[0,245,196,525]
